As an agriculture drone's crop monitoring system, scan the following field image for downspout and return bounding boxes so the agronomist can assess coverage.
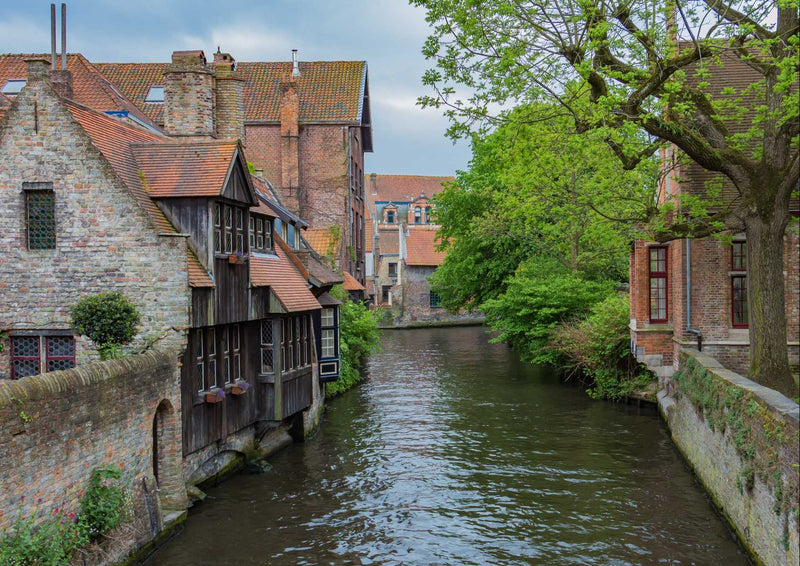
[685,238,703,351]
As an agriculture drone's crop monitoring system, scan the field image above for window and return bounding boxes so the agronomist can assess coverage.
[24,184,56,249]
[649,246,668,323]
[11,334,75,379]
[731,242,748,328]
[261,319,274,373]
[249,215,272,253]
[430,291,442,308]
[145,86,165,103]
[414,207,422,224]
[195,329,205,391]
[388,262,397,278]
[425,206,432,224]
[386,210,395,224]
[2,79,26,97]
[215,204,245,256]
[207,328,217,389]
[232,324,241,382]
[381,285,391,304]
[320,308,337,359]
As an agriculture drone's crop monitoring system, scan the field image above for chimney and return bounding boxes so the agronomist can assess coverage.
[279,52,301,215]
[50,69,73,99]
[370,173,377,195]
[213,50,245,142]
[164,50,215,138]
[46,3,72,98]
[291,49,301,79]
[24,58,51,84]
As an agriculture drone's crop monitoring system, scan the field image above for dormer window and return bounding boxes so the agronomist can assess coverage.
[214,203,246,256]
[249,214,273,252]
[2,79,26,97]
[386,210,395,224]
[425,206,432,224]
[414,207,422,224]
[145,85,165,103]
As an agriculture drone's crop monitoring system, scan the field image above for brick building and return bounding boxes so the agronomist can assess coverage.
[0,53,342,484]
[95,50,372,285]
[629,55,800,380]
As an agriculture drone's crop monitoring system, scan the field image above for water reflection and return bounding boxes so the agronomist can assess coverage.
[150,326,748,565]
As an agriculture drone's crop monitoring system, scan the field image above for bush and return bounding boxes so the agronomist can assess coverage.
[480,259,615,364]
[550,293,653,399]
[0,466,129,565]
[70,292,141,359]
[325,289,382,398]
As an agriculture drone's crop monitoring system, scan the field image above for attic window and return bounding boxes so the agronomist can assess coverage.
[2,79,26,97]
[145,86,165,103]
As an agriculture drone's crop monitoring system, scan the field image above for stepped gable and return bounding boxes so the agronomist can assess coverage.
[0,53,159,129]
[96,60,367,125]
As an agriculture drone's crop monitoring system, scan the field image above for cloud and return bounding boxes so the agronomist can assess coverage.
[176,24,302,62]
[0,17,49,54]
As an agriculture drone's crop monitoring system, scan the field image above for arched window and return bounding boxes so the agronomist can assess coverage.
[414,207,422,224]
[425,206,432,224]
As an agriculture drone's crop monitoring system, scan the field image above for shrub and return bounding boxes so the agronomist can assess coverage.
[550,293,653,399]
[480,259,615,365]
[70,292,141,359]
[325,288,382,398]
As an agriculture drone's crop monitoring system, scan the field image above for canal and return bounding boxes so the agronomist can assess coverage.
[150,326,749,565]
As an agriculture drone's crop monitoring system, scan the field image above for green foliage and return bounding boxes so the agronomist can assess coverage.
[0,466,129,565]
[481,258,615,365]
[325,287,382,398]
[70,292,141,359]
[551,293,654,400]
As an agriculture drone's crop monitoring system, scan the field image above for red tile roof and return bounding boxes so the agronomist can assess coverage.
[377,227,399,255]
[405,227,445,266]
[95,60,367,125]
[365,222,374,253]
[304,228,340,257]
[368,174,453,203]
[0,54,158,128]
[250,239,320,313]
[132,141,239,197]
[343,271,365,292]
[188,250,214,288]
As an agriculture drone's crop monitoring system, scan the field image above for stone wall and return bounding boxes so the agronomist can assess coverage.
[0,350,188,560]
[660,349,799,566]
[393,265,484,327]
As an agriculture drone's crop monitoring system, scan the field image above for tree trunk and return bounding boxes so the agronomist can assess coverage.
[745,209,794,397]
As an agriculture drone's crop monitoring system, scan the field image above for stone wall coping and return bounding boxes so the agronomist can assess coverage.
[0,348,179,407]
[629,323,673,333]
[682,348,799,425]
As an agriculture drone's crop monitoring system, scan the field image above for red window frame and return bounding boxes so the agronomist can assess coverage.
[731,241,746,271]
[11,335,75,379]
[731,275,748,328]
[649,246,668,323]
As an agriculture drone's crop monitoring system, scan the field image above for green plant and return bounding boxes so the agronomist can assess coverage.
[70,291,141,359]
[0,466,129,565]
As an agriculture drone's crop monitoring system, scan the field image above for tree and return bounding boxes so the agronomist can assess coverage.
[70,291,141,359]
[415,0,798,394]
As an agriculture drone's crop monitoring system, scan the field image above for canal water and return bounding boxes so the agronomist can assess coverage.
[150,326,749,565]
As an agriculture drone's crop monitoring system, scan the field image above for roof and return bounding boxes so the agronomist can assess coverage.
[306,254,344,287]
[95,60,368,125]
[377,228,399,255]
[368,174,453,203]
[188,250,214,288]
[365,222,374,253]
[343,271,365,292]
[250,237,321,312]
[304,228,340,257]
[132,141,240,197]
[405,227,445,266]
[0,54,158,129]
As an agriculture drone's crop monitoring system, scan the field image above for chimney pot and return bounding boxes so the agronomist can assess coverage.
[291,49,301,79]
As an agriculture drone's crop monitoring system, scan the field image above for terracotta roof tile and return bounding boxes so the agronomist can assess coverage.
[131,141,239,197]
[365,222,374,253]
[343,271,365,292]
[0,54,158,129]
[307,255,344,286]
[377,227,399,255]
[188,250,214,287]
[96,60,367,125]
[367,174,453,203]
[250,237,320,312]
[405,227,445,266]
[64,100,174,233]
[304,228,340,257]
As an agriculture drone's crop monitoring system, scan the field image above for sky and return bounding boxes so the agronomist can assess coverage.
[0,0,472,176]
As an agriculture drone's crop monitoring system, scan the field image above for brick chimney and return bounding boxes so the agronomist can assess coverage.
[164,50,215,138]
[279,52,301,216]
[213,50,245,143]
[24,58,51,85]
[50,68,73,99]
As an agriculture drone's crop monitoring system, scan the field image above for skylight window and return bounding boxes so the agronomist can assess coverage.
[145,85,164,103]
[2,79,26,97]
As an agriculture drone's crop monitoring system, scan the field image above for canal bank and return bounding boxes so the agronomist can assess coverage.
[148,326,750,565]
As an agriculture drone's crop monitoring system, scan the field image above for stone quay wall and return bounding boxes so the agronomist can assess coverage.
[659,349,799,566]
[0,349,188,561]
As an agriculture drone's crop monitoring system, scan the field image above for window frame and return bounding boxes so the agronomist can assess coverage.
[10,333,75,380]
[386,209,395,224]
[414,207,422,224]
[731,241,748,328]
[429,290,442,309]
[648,246,668,323]
[320,307,338,360]
[260,319,274,374]
[23,183,56,250]
[215,203,247,257]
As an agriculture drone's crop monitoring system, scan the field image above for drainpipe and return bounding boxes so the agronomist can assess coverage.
[685,238,703,351]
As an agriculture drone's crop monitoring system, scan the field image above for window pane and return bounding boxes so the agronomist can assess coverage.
[321,308,335,327]
[27,191,56,249]
[322,329,335,358]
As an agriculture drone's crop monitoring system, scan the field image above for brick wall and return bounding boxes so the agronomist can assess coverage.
[164,51,215,138]
[394,265,483,326]
[0,350,188,555]
[0,63,190,377]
